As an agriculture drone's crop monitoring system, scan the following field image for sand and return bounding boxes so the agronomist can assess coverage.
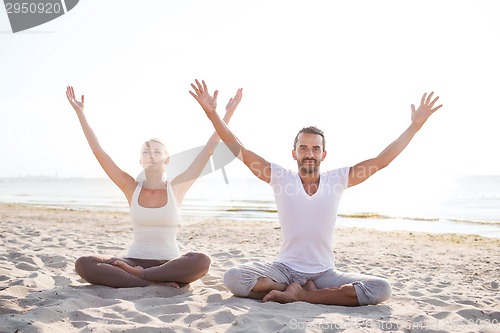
[0,203,499,332]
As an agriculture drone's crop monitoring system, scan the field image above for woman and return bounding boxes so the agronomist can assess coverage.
[66,82,242,288]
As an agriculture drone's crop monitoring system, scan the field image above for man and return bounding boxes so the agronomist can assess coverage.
[190,80,442,306]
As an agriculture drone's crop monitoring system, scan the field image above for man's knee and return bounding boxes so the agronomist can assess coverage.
[353,278,392,305]
[366,278,392,305]
[374,278,392,304]
[223,267,248,297]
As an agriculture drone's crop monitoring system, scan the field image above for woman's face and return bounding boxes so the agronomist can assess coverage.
[140,141,168,170]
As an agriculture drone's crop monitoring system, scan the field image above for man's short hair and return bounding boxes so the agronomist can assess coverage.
[293,126,326,150]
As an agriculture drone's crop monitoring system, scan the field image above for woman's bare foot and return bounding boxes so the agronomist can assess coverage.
[155,281,181,288]
[112,260,145,278]
[262,282,305,303]
[112,261,180,287]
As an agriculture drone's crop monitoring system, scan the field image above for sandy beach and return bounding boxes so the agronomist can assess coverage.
[0,203,499,332]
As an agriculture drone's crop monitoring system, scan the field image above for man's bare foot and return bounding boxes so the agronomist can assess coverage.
[252,277,287,293]
[262,282,305,303]
[112,260,145,278]
[303,280,318,291]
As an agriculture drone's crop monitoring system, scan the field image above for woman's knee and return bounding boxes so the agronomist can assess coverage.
[74,256,98,280]
[186,252,211,273]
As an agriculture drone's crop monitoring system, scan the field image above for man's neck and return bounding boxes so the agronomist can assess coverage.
[299,171,321,196]
[298,170,320,184]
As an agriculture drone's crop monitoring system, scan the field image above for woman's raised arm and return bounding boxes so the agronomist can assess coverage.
[66,86,136,203]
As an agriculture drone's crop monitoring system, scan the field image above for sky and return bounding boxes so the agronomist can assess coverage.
[1,0,500,186]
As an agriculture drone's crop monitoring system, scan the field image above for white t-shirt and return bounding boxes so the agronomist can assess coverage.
[269,163,350,273]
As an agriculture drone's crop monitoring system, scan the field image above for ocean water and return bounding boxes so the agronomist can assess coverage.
[0,175,499,238]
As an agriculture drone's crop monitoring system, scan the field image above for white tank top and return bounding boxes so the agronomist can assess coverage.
[269,163,350,273]
[126,181,181,260]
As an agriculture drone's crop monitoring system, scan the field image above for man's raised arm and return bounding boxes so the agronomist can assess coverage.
[348,92,443,188]
[190,79,271,183]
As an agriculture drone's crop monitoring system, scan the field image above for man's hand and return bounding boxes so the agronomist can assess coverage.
[411,92,443,129]
[225,88,243,116]
[190,79,218,117]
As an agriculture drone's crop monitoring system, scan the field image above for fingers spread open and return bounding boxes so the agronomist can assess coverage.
[420,93,427,106]
[195,79,203,92]
[189,90,198,100]
[429,95,439,108]
[431,104,443,112]
[190,83,200,95]
[425,91,434,104]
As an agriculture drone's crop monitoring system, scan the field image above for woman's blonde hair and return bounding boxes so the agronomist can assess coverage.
[136,138,170,182]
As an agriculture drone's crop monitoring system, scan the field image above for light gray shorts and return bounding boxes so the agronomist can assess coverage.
[223,261,392,305]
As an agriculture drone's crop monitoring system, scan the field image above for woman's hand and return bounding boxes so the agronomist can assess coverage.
[66,86,85,114]
[225,88,243,116]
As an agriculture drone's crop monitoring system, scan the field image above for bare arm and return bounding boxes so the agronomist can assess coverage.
[348,92,443,187]
[171,85,242,205]
[190,79,271,183]
[66,86,136,202]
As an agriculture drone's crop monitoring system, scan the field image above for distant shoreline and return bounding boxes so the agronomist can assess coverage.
[1,201,499,239]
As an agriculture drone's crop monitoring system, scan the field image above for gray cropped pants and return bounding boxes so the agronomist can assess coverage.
[223,261,392,305]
